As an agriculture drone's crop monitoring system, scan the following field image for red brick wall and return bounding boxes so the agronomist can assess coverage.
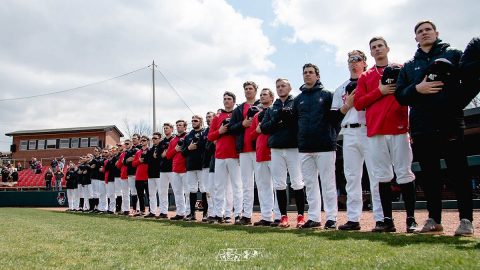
[10,130,120,165]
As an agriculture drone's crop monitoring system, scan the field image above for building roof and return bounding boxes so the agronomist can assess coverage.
[5,125,124,137]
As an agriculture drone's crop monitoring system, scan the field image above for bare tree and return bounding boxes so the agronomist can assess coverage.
[122,117,153,138]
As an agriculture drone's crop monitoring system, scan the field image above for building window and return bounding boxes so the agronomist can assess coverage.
[38,140,45,150]
[59,139,70,149]
[71,138,79,148]
[90,137,99,147]
[80,138,89,148]
[46,139,57,149]
[28,140,37,150]
[20,140,28,151]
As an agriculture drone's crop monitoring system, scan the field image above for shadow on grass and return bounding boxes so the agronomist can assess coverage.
[60,211,479,250]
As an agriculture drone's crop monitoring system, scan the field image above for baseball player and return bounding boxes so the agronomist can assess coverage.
[166,120,188,220]
[354,37,417,233]
[228,81,261,225]
[251,88,282,226]
[207,91,242,224]
[396,21,474,236]
[157,123,175,219]
[331,50,384,230]
[293,63,343,229]
[260,78,306,228]
[182,115,207,221]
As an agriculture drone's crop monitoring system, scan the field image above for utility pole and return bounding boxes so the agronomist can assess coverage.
[152,60,156,132]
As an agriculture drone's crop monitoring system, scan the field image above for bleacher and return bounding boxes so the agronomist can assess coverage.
[1,167,67,191]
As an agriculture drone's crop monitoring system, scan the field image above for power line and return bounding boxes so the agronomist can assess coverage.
[154,68,195,115]
[0,65,151,102]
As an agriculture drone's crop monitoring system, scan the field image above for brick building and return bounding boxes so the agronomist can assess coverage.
[5,125,123,165]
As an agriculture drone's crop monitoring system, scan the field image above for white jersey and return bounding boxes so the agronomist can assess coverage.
[331,79,366,134]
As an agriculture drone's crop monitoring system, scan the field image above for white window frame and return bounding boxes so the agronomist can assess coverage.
[28,140,37,150]
[46,139,57,149]
[37,140,45,150]
[89,137,99,147]
[59,139,70,149]
[19,140,28,151]
[71,138,79,148]
[80,138,89,148]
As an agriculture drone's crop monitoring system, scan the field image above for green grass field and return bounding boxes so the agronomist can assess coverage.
[0,208,479,269]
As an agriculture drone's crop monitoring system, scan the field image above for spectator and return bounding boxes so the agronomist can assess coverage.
[51,158,58,173]
[54,167,64,191]
[35,162,42,174]
[29,158,37,173]
[1,166,9,182]
[45,168,53,190]
[17,162,23,171]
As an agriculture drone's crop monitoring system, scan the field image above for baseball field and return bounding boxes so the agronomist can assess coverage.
[0,208,479,269]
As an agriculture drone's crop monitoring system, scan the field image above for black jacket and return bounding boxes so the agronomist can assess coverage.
[228,100,261,153]
[108,154,121,178]
[123,148,138,176]
[202,127,215,169]
[159,136,174,173]
[182,128,206,171]
[66,169,77,189]
[396,39,464,136]
[293,81,338,152]
[146,144,161,178]
[460,37,480,107]
[260,95,298,149]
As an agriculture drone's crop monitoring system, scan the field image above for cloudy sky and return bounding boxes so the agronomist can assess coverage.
[0,0,478,151]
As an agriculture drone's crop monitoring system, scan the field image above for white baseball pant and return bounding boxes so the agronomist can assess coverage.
[300,151,338,223]
[213,158,242,218]
[148,178,159,215]
[106,182,116,212]
[342,127,383,222]
[202,168,214,217]
[367,134,415,184]
[120,179,130,212]
[158,172,173,215]
[171,172,187,216]
[255,161,275,222]
[271,148,304,191]
[239,152,255,218]
[67,189,77,210]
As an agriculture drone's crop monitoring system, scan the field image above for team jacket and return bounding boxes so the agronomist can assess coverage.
[260,95,298,149]
[251,110,270,162]
[293,81,338,152]
[395,39,464,136]
[229,100,261,153]
[122,148,138,176]
[460,37,480,106]
[146,144,161,178]
[166,133,187,173]
[132,148,149,180]
[103,159,110,183]
[105,157,118,182]
[116,152,128,180]
[202,127,215,169]
[181,128,206,171]
[354,65,409,137]
[77,163,91,185]
[207,109,238,159]
[159,136,174,173]
[89,158,100,180]
[66,169,77,189]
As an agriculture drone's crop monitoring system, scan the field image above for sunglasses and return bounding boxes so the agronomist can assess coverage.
[152,137,160,140]
[191,119,200,122]
[124,143,130,145]
[140,139,147,142]
[348,55,364,63]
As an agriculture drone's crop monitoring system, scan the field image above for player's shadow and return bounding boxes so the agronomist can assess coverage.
[65,211,479,250]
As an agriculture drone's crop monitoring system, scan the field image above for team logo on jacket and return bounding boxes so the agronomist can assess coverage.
[57,192,66,205]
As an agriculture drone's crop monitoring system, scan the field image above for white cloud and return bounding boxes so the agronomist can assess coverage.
[273,0,479,67]
[0,0,276,151]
